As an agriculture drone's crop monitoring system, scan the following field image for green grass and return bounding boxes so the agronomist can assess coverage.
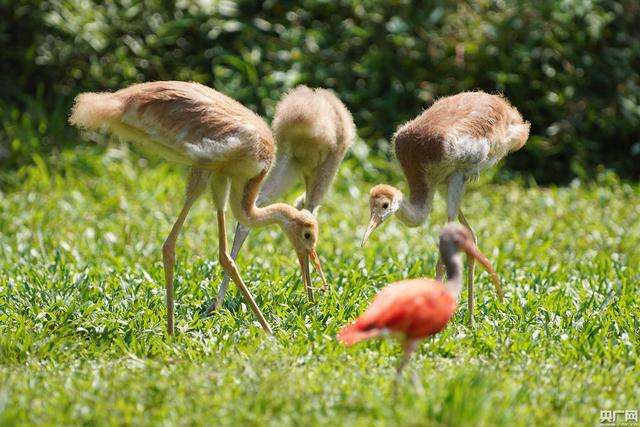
[1,143,639,426]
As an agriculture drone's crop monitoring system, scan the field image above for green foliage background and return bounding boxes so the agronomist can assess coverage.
[1,0,639,183]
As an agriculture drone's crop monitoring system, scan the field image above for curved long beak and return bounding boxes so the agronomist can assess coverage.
[298,252,314,302]
[308,249,328,292]
[297,249,329,302]
[462,240,504,302]
[361,215,382,247]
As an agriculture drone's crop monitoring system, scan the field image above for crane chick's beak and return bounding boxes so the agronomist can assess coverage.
[461,239,504,302]
[361,215,382,247]
[297,249,329,302]
[298,252,314,302]
[308,249,328,292]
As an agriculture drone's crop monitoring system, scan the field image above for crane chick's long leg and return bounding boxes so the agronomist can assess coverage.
[458,209,477,326]
[444,172,478,325]
[215,207,273,334]
[209,156,298,312]
[163,168,209,335]
[459,209,503,304]
[206,222,250,313]
[436,173,467,280]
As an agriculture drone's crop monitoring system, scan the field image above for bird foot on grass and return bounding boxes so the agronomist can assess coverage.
[409,370,424,395]
[466,315,475,328]
[202,299,220,317]
[392,370,424,397]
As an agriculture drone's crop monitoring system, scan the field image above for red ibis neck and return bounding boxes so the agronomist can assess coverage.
[442,252,464,298]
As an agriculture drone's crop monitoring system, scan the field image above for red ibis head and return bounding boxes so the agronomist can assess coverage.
[439,223,503,301]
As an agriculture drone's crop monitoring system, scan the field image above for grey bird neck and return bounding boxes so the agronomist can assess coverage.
[397,187,436,227]
[440,241,464,298]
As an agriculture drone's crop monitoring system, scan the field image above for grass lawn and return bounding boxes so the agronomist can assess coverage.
[1,144,639,426]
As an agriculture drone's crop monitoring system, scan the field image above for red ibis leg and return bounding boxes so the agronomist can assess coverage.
[397,338,420,374]
[394,338,423,393]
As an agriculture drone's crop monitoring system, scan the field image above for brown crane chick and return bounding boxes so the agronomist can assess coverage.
[210,85,354,311]
[69,81,328,335]
[362,91,530,324]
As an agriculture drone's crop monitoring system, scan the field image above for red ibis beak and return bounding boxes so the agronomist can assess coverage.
[461,240,503,302]
[361,215,382,247]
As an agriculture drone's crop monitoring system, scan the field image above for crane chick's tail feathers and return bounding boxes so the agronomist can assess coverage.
[69,92,124,131]
[338,322,380,346]
[508,121,531,153]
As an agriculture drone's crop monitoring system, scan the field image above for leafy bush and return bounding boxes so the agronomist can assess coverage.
[1,0,639,183]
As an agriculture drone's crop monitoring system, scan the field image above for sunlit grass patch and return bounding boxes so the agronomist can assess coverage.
[1,145,638,426]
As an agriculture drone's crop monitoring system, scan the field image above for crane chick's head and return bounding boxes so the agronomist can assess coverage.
[282,209,328,293]
[362,184,402,247]
[439,223,503,301]
[285,209,319,251]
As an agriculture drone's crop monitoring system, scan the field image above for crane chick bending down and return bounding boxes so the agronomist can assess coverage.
[211,85,355,311]
[362,91,529,323]
[69,81,328,335]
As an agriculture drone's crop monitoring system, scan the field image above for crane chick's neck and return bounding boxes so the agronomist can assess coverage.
[234,201,297,228]
[229,173,300,229]
[396,195,432,227]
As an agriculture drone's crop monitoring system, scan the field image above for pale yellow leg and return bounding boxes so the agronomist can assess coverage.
[458,209,477,327]
[162,169,209,335]
[216,209,273,335]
